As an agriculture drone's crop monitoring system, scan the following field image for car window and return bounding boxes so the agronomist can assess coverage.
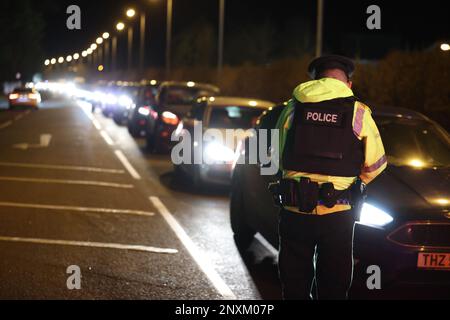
[208,106,266,129]
[165,87,216,106]
[13,88,33,94]
[375,117,450,168]
[257,105,285,130]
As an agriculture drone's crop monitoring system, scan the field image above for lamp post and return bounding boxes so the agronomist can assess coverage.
[113,22,126,73]
[218,0,226,81]
[139,12,146,72]
[316,0,324,57]
[126,9,136,72]
[166,0,173,79]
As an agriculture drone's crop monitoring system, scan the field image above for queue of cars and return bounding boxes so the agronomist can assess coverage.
[36,78,450,297]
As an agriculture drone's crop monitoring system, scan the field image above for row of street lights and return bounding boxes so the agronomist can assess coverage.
[44,0,227,80]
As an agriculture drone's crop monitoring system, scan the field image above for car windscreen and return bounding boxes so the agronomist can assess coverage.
[375,116,450,168]
[166,87,216,106]
[13,88,33,94]
[208,106,266,129]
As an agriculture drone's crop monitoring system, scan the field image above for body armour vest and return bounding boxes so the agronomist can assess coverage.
[282,97,364,177]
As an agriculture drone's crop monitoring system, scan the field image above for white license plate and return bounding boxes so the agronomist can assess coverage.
[417,253,450,270]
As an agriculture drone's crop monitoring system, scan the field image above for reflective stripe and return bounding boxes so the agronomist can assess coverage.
[364,155,388,173]
[353,106,365,137]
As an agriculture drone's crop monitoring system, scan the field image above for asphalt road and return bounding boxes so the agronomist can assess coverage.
[0,97,281,300]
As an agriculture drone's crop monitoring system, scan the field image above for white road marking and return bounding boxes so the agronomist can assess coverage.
[0,162,125,174]
[0,236,178,254]
[92,119,102,130]
[100,130,115,146]
[150,196,236,300]
[115,150,141,180]
[255,233,279,257]
[0,176,134,189]
[0,202,154,217]
[80,104,95,120]
[13,134,52,150]
[0,121,13,129]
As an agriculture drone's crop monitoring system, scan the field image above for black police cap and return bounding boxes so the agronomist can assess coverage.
[308,55,355,80]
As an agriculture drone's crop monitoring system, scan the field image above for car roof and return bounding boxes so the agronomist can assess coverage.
[205,96,275,109]
[160,81,220,93]
[371,105,429,121]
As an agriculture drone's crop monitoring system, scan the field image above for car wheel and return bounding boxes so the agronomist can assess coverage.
[128,123,139,137]
[230,177,256,251]
[146,133,156,153]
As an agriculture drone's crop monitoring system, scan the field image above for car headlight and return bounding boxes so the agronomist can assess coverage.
[359,203,394,227]
[204,142,235,164]
[119,95,133,107]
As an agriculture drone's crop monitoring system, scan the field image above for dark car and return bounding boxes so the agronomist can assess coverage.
[111,85,140,125]
[231,105,450,295]
[145,81,220,153]
[127,81,160,137]
[8,87,41,109]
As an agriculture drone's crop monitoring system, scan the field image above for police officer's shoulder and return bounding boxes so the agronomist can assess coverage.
[355,101,373,114]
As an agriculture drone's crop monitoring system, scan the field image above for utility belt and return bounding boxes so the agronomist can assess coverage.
[269,177,367,219]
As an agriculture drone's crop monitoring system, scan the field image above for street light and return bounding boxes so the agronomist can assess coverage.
[73,53,80,60]
[58,57,64,64]
[66,55,73,63]
[441,43,450,51]
[103,32,110,40]
[126,8,136,18]
[90,43,98,51]
[44,59,50,66]
[96,37,104,45]
[116,22,125,31]
[51,58,57,65]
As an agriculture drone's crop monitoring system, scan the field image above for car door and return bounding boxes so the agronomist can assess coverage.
[242,106,284,247]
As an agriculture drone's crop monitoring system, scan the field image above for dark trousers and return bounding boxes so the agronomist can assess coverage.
[278,209,356,300]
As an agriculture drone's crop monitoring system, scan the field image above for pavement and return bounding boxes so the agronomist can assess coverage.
[0,97,281,300]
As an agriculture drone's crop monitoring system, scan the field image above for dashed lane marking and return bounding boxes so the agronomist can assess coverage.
[100,130,115,146]
[0,176,134,189]
[0,202,154,217]
[0,236,178,254]
[115,150,142,180]
[0,121,13,130]
[0,162,125,174]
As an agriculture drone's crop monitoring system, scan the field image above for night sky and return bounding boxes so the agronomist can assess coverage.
[40,0,450,64]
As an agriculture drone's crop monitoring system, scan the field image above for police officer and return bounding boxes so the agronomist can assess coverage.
[274,55,387,300]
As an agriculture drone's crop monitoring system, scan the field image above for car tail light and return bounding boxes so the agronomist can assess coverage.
[28,93,39,100]
[9,93,19,100]
[138,106,151,116]
[161,111,179,126]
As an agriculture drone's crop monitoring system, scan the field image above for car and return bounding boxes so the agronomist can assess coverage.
[230,104,450,294]
[127,81,160,137]
[8,87,41,109]
[145,81,220,153]
[174,96,275,188]
[111,85,140,125]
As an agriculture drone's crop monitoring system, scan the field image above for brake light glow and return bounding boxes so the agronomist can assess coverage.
[161,111,179,126]
[28,93,39,100]
[9,93,19,100]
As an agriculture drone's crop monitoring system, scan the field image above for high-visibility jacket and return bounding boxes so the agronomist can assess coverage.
[276,77,387,215]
